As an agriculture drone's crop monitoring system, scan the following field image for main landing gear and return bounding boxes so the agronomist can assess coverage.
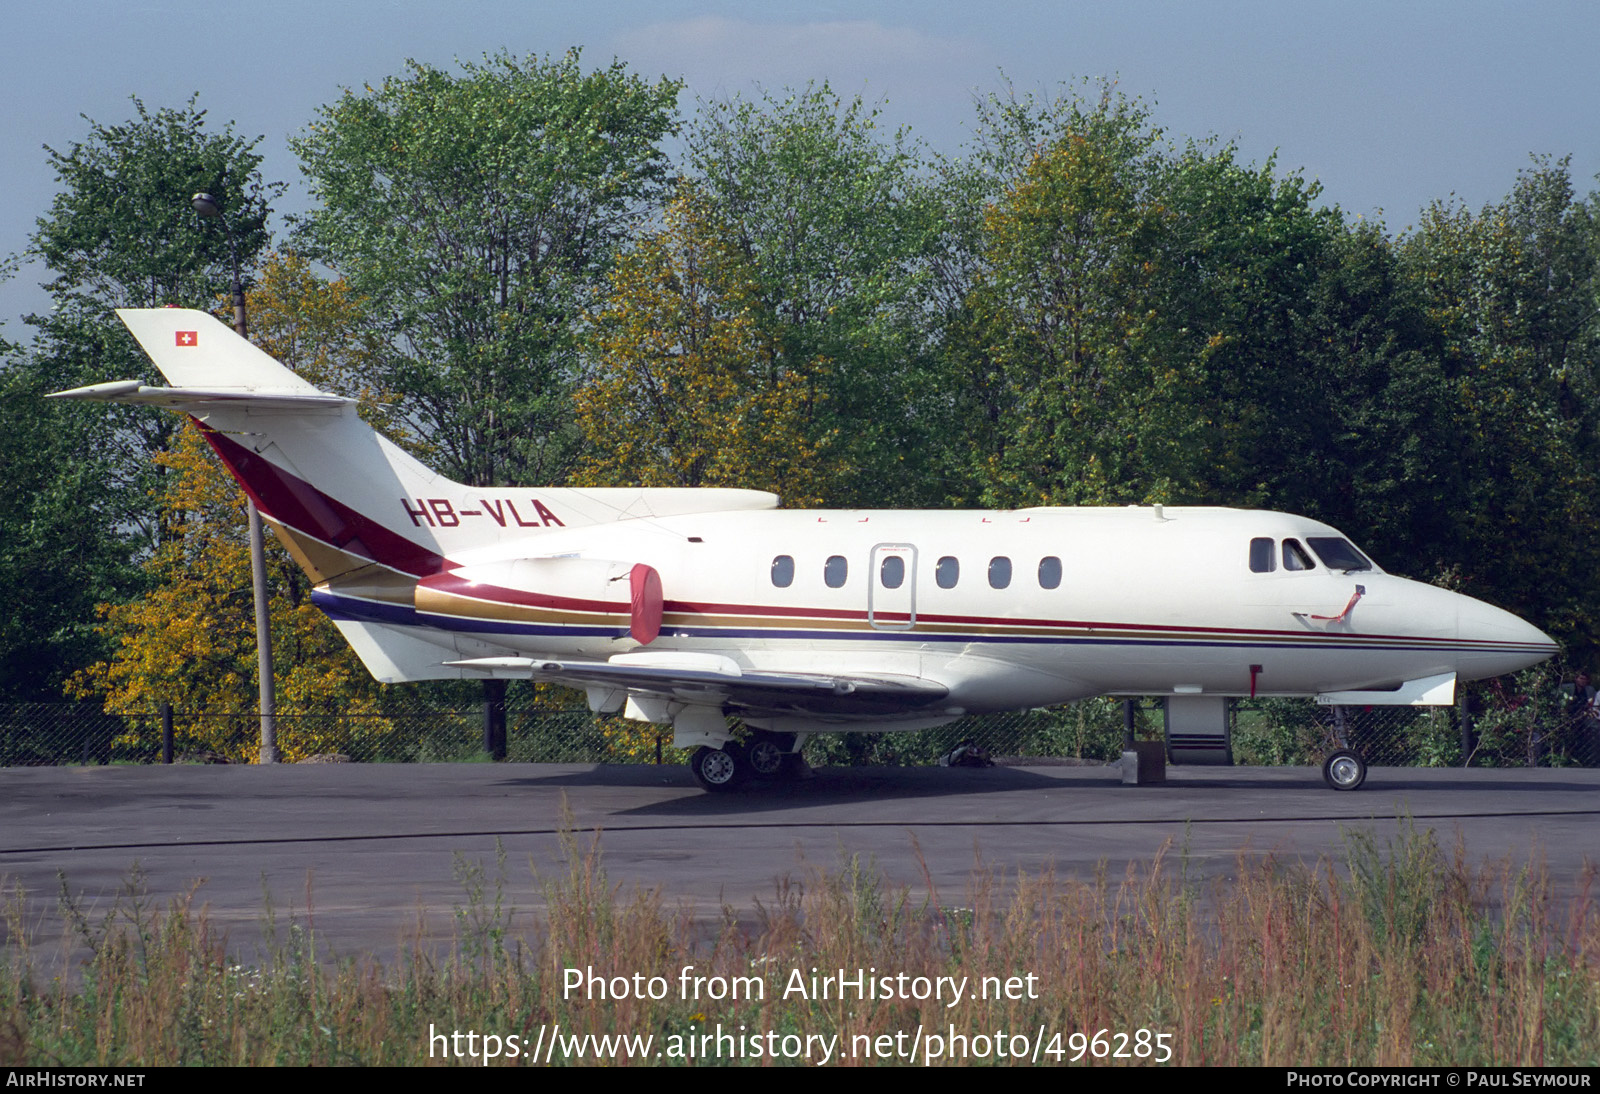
[689,732,804,792]
[1322,748,1368,791]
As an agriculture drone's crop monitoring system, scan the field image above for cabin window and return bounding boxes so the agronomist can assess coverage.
[989,556,1012,589]
[1038,556,1062,589]
[1283,539,1315,571]
[824,555,848,588]
[936,556,959,589]
[1249,538,1276,573]
[880,555,905,589]
[1307,537,1372,572]
[771,555,794,588]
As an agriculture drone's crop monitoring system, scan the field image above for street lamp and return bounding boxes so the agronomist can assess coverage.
[192,191,278,764]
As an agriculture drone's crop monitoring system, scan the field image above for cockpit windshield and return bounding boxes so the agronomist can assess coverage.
[1306,537,1373,572]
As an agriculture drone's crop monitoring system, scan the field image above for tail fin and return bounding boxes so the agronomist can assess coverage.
[49,308,779,585]
[49,308,781,681]
[118,308,327,395]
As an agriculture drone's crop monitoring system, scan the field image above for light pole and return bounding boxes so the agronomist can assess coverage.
[192,191,278,764]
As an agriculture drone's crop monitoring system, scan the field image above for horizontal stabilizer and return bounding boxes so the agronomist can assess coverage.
[47,380,351,412]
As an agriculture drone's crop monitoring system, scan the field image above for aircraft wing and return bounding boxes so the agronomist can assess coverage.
[444,656,951,719]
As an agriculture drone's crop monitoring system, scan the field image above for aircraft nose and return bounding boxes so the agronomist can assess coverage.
[1455,595,1559,679]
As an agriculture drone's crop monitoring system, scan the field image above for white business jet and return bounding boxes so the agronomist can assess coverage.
[51,309,1558,792]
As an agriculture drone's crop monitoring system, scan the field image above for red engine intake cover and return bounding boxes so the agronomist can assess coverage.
[629,563,663,645]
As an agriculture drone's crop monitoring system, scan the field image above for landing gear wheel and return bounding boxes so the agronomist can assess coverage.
[1322,749,1367,791]
[742,732,796,781]
[689,746,746,792]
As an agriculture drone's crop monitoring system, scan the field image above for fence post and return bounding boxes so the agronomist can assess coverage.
[1122,700,1136,749]
[483,680,507,761]
[161,702,173,765]
[1457,689,1473,767]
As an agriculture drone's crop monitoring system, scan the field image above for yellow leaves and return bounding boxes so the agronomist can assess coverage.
[598,716,683,763]
[68,423,387,761]
[574,188,835,507]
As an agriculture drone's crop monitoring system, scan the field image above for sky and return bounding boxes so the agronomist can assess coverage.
[3,0,1597,339]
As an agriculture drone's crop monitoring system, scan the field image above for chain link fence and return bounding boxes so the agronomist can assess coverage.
[5,687,1597,768]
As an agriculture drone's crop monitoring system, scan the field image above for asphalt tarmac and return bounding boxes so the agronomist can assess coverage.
[2,760,1597,965]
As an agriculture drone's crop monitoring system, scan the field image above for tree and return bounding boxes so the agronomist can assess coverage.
[1154,141,1353,509]
[1288,218,1452,574]
[244,251,396,430]
[952,87,1193,507]
[29,96,280,541]
[292,50,682,490]
[575,187,832,505]
[683,85,955,506]
[1398,160,1600,649]
[0,324,139,699]
[32,96,275,319]
[1,98,280,699]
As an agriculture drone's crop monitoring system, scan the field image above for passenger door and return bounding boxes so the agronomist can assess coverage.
[868,543,917,631]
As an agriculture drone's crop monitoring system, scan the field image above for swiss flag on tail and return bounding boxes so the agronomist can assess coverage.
[175,330,197,346]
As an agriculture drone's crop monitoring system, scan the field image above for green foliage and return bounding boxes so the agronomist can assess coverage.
[1286,219,1452,573]
[28,96,280,516]
[293,49,682,489]
[801,700,1135,767]
[1469,661,1576,768]
[0,350,140,699]
[948,83,1349,510]
[1156,141,1345,507]
[1342,820,1443,956]
[1230,699,1332,766]
[1398,159,1600,648]
[31,95,277,315]
[957,88,1183,506]
[575,186,834,505]
[684,85,956,506]
[3,97,279,700]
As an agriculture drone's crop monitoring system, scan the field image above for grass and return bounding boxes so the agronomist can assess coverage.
[2,824,1597,1066]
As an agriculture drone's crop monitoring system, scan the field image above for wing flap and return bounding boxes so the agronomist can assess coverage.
[443,656,950,717]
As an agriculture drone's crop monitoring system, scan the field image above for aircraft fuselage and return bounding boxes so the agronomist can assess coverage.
[320,503,1552,724]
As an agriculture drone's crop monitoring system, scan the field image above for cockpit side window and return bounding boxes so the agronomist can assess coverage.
[1282,539,1315,571]
[1306,537,1373,572]
[1249,538,1276,573]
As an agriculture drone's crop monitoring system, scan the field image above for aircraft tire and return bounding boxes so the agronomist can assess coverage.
[743,733,793,780]
[1322,749,1367,791]
[690,746,746,792]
